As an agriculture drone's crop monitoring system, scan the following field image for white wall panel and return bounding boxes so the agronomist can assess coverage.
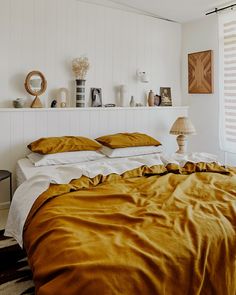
[0,0,181,108]
[0,107,188,205]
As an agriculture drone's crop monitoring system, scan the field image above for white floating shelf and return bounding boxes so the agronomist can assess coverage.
[0,106,189,112]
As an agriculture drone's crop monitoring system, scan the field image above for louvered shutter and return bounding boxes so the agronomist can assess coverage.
[219,11,236,153]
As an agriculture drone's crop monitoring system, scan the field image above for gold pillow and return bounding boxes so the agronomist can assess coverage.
[28,136,101,154]
[96,132,161,149]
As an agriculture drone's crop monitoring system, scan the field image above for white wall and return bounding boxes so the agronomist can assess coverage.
[182,15,236,165]
[0,107,188,205]
[0,0,182,108]
[182,16,220,156]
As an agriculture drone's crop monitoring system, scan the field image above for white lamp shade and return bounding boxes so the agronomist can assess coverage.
[170,117,196,135]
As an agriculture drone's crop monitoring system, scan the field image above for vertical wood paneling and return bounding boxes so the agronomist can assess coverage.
[35,112,48,139]
[0,0,181,108]
[0,107,188,204]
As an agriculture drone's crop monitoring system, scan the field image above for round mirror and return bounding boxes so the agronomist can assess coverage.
[25,71,47,108]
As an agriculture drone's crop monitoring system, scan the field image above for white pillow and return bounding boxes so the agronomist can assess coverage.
[100,145,163,158]
[27,150,105,167]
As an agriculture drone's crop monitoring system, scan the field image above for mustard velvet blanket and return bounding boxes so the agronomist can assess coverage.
[23,163,236,295]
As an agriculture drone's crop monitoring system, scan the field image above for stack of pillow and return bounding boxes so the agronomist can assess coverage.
[27,132,163,167]
[96,132,162,158]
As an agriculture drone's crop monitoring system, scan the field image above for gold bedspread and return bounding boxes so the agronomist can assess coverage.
[23,163,236,295]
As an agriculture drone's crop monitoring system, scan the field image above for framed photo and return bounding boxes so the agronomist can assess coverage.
[160,87,172,106]
[91,88,102,107]
[188,50,213,94]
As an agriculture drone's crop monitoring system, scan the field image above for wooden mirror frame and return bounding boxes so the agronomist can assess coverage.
[24,70,47,108]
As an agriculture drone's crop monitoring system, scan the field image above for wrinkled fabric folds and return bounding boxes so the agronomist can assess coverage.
[24,163,236,295]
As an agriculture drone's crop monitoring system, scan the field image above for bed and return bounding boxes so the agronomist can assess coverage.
[5,150,236,295]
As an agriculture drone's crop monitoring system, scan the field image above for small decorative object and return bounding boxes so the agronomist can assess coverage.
[135,103,143,107]
[148,90,155,106]
[72,56,90,107]
[160,87,172,106]
[51,100,57,108]
[169,117,196,154]
[154,95,161,106]
[105,104,116,107]
[72,56,90,79]
[91,88,102,107]
[129,96,135,107]
[57,88,69,107]
[24,70,47,108]
[13,98,25,108]
[119,85,127,107]
[136,69,149,83]
[76,79,86,107]
[188,50,213,94]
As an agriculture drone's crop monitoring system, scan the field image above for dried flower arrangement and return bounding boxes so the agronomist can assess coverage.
[72,56,90,80]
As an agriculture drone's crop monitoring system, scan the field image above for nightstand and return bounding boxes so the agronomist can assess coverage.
[0,170,12,202]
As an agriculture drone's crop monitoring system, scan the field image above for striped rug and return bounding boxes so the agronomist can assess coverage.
[0,230,34,294]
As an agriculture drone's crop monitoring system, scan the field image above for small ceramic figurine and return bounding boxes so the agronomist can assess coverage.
[51,100,57,108]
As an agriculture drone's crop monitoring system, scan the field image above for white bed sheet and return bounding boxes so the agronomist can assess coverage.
[16,158,84,186]
[15,156,155,186]
[7,152,218,247]
[16,158,52,186]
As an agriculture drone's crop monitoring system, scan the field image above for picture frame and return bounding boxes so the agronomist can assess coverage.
[188,50,213,94]
[91,88,102,107]
[160,87,172,106]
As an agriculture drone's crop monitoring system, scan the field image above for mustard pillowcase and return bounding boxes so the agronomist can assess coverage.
[28,136,101,155]
[96,132,161,149]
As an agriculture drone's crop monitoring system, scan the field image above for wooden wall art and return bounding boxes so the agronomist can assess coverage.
[188,50,213,94]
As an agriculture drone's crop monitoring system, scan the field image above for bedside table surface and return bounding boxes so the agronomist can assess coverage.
[0,170,11,181]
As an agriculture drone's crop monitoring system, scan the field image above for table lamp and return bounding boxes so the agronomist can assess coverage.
[169,117,196,154]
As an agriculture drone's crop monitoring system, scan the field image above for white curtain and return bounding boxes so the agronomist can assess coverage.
[219,11,236,154]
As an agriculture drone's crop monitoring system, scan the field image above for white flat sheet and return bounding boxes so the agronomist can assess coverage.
[16,158,86,186]
[16,158,55,186]
[6,152,218,247]
[16,156,155,185]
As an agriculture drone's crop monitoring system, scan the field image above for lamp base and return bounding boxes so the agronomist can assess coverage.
[176,134,187,154]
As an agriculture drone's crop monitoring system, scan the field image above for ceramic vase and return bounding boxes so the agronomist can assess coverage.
[130,96,135,107]
[120,85,127,107]
[148,90,155,106]
[76,79,86,107]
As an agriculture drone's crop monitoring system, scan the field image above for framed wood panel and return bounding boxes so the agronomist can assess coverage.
[188,50,213,94]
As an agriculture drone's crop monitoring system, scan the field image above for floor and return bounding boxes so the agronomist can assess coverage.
[0,209,9,230]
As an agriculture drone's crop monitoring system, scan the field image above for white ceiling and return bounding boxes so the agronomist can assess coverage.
[81,0,234,23]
